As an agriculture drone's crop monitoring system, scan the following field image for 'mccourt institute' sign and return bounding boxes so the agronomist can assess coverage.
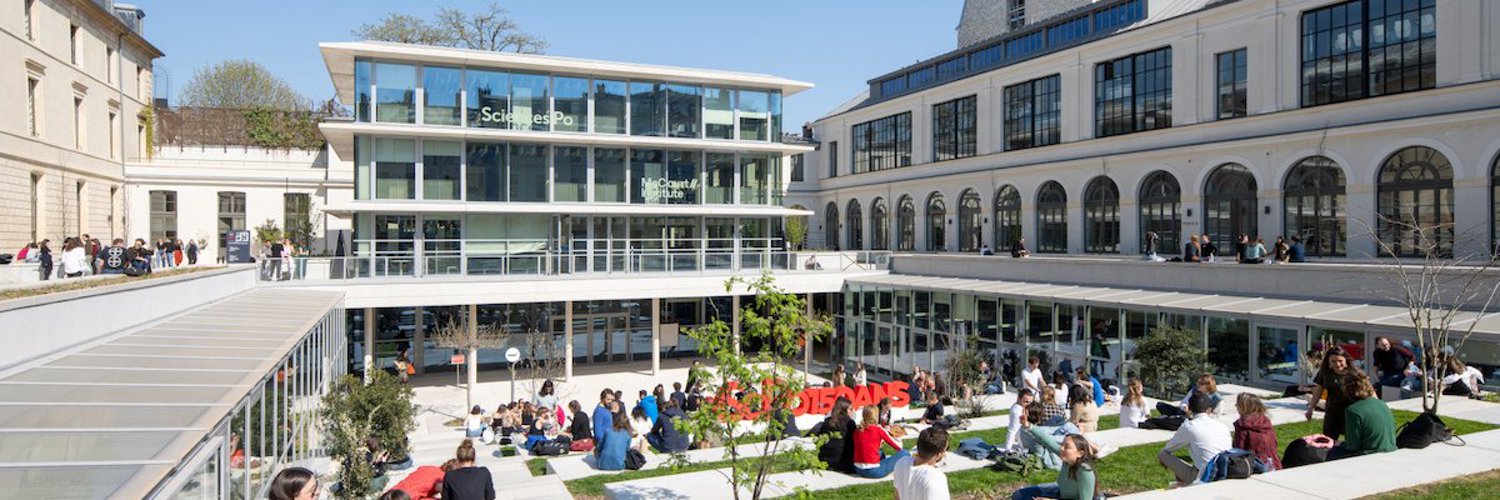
[641,178,699,204]
[713,380,911,420]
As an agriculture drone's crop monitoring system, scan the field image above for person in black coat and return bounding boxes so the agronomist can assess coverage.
[648,400,691,453]
[443,440,494,500]
[812,397,856,473]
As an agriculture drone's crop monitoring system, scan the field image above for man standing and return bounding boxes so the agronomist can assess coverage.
[97,239,129,275]
[1158,392,1232,487]
[894,427,951,500]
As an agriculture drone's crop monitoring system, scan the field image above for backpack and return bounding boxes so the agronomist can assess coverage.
[1200,449,1266,483]
[992,449,1042,476]
[1397,411,1460,449]
[624,448,647,470]
[531,440,568,456]
[1139,415,1185,431]
[1282,435,1333,468]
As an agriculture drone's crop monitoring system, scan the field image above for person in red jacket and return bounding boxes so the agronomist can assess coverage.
[851,405,908,478]
[1232,393,1281,470]
[387,459,456,500]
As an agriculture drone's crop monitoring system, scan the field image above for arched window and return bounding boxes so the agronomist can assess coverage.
[871,198,890,251]
[1083,176,1120,253]
[1203,164,1258,253]
[958,189,983,252]
[1138,171,1180,254]
[1378,146,1453,257]
[824,201,840,251]
[897,195,915,251]
[846,199,864,251]
[1283,156,1347,257]
[926,192,947,252]
[1036,181,1067,253]
[993,185,1022,250]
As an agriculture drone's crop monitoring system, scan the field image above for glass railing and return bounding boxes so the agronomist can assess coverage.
[254,249,889,282]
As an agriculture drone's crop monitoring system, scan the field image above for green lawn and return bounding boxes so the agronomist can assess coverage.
[527,457,548,476]
[562,446,812,498]
[816,410,1497,500]
[1362,468,1500,499]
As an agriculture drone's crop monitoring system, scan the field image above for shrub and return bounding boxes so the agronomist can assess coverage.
[320,370,415,498]
[1134,325,1214,399]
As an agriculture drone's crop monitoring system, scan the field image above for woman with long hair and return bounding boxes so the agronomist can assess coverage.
[442,440,494,499]
[464,405,486,439]
[1119,379,1148,429]
[1234,393,1281,470]
[814,396,857,473]
[1012,432,1098,500]
[851,406,907,478]
[1307,346,1354,439]
[1442,356,1485,397]
[832,364,847,387]
[267,467,318,500]
[595,411,634,470]
[1067,385,1098,433]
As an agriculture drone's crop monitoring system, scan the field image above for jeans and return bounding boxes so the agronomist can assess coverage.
[985,383,1003,395]
[1156,402,1185,418]
[1012,483,1062,500]
[853,450,909,479]
[1377,372,1406,388]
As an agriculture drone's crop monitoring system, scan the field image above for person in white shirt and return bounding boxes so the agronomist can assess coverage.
[1441,357,1486,397]
[1158,392,1233,487]
[1004,390,1036,451]
[1021,356,1044,395]
[853,361,869,387]
[894,426,950,500]
[60,239,89,278]
[1119,379,1149,429]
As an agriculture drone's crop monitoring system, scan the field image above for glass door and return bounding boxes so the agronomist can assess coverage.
[1254,324,1304,387]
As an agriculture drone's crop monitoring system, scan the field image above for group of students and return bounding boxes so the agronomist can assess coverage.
[587,381,699,470]
[264,437,494,500]
[14,235,194,279]
[1367,335,1489,398]
[810,395,954,499]
[1178,233,1307,264]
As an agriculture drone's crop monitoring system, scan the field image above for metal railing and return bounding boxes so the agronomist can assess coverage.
[255,249,889,282]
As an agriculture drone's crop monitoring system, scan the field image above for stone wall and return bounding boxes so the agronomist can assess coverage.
[957,0,1096,48]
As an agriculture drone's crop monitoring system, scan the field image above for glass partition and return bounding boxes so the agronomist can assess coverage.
[374,63,416,123]
[510,72,549,131]
[553,146,588,202]
[705,153,734,204]
[422,141,461,200]
[422,66,462,126]
[1256,325,1303,386]
[509,144,548,202]
[354,60,371,122]
[704,87,734,139]
[1088,307,1121,381]
[738,90,770,140]
[667,84,701,138]
[593,148,627,202]
[1206,316,1250,383]
[594,79,627,134]
[630,81,665,137]
[666,151,701,204]
[1310,326,1366,373]
[553,76,589,133]
[630,149,666,204]
[373,138,416,199]
[465,142,505,202]
[740,154,767,204]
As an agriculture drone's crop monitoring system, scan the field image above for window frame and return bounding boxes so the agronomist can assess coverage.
[1003,74,1061,151]
[1094,47,1173,138]
[932,95,978,162]
[1215,48,1248,120]
[1036,181,1068,253]
[1083,176,1121,254]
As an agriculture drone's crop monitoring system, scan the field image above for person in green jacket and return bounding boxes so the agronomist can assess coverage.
[1330,372,1397,460]
[1011,422,1097,500]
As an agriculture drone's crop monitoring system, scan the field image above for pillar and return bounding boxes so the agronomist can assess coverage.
[651,297,661,375]
[564,300,574,381]
[467,304,478,406]
[362,307,375,383]
[731,295,742,355]
[412,306,425,374]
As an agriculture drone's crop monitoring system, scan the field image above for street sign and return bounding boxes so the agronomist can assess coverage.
[451,354,466,364]
[505,347,521,363]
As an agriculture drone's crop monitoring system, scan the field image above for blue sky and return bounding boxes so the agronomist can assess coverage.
[142,0,964,132]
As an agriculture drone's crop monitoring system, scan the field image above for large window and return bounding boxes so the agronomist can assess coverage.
[704,88,734,139]
[705,153,734,204]
[932,96,977,161]
[374,138,417,199]
[283,193,311,247]
[1301,0,1437,107]
[1138,171,1181,254]
[629,82,665,137]
[738,90,771,141]
[847,200,864,250]
[1283,156,1347,256]
[1095,47,1172,137]
[667,151,702,205]
[510,144,548,202]
[790,154,805,182]
[1377,146,1452,257]
[594,80,627,134]
[422,66,462,126]
[554,146,588,202]
[594,148,628,202]
[1494,157,1500,255]
[1008,0,1027,29]
[510,73,550,131]
[825,202,840,251]
[667,84,702,138]
[897,195,916,251]
[374,63,416,124]
[740,154,768,205]
[1203,164,1258,252]
[1003,74,1061,151]
[1036,181,1067,253]
[1083,177,1120,253]
[851,113,912,173]
[465,142,506,202]
[828,141,839,178]
[1215,49,1248,120]
[993,186,1021,250]
[872,198,890,251]
[422,141,461,200]
[552,76,588,133]
[466,70,508,129]
[150,190,177,242]
[958,190,982,252]
[926,193,947,252]
[217,191,246,254]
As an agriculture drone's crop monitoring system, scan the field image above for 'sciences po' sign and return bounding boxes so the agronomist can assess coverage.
[714,381,911,420]
[475,106,577,129]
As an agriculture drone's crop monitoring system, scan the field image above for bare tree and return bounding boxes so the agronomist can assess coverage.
[355,3,547,54]
[429,319,509,410]
[1356,212,1500,414]
[515,328,568,402]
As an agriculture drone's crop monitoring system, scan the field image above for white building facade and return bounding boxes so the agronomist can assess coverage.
[796,0,1500,260]
[0,0,161,251]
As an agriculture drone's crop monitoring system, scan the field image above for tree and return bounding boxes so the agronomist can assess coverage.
[516,328,568,402]
[254,219,282,245]
[429,318,508,410]
[1358,214,1500,414]
[321,370,415,499]
[944,334,989,418]
[784,206,808,250]
[355,3,547,54]
[179,60,309,111]
[669,274,833,500]
[1135,325,1214,399]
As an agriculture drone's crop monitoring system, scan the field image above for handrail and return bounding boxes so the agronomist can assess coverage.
[254,250,890,282]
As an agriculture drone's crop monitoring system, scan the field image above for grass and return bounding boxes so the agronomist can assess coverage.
[527,457,549,476]
[1362,468,1500,499]
[815,409,1497,500]
[563,451,807,498]
[0,265,224,300]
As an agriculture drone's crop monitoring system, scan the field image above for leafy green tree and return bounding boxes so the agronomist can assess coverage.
[321,370,416,498]
[179,60,309,111]
[783,207,808,250]
[669,274,833,500]
[254,219,283,245]
[1134,325,1214,399]
[355,3,547,53]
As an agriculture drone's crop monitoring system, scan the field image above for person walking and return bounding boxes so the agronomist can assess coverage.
[186,239,199,265]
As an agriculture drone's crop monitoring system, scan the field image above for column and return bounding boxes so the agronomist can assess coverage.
[731,295,742,355]
[362,307,375,383]
[412,306,425,374]
[564,300,574,381]
[651,297,662,375]
[467,304,478,399]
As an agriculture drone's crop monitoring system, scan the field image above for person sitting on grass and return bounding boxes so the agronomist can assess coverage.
[1232,393,1281,470]
[648,398,691,453]
[1005,390,1036,451]
[1157,392,1232,488]
[1119,379,1148,429]
[1068,385,1099,433]
[894,426,951,500]
[1012,428,1098,500]
[1040,385,1068,426]
[814,396,857,473]
[1020,401,1087,470]
[1328,373,1397,460]
[595,411,633,471]
[853,406,909,478]
[921,393,959,429]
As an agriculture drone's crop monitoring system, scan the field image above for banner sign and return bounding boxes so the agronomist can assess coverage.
[711,380,910,420]
[225,230,252,264]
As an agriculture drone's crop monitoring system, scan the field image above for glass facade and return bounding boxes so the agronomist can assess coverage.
[352,59,781,141]
[1095,47,1173,137]
[1300,0,1437,107]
